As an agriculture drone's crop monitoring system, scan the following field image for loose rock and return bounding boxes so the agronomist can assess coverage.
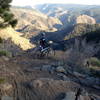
[56,66,66,73]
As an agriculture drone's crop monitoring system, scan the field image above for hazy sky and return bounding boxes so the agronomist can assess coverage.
[11,0,100,6]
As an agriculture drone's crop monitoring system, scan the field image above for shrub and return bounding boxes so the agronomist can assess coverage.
[84,29,100,43]
[0,50,10,57]
[0,0,17,28]
[0,38,3,43]
[90,57,100,67]
[0,78,5,84]
[9,19,18,28]
[64,37,100,75]
[90,68,100,77]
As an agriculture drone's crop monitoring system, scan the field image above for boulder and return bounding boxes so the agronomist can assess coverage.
[41,65,55,73]
[73,72,86,78]
[62,92,76,100]
[78,95,91,100]
[80,77,96,86]
[63,75,70,82]
[95,78,100,86]
[62,91,91,100]
[2,56,10,61]
[2,96,13,100]
[56,66,66,73]
[41,65,52,71]
[57,73,64,78]
[0,83,13,91]
[32,80,43,88]
[33,67,41,70]
[93,85,100,90]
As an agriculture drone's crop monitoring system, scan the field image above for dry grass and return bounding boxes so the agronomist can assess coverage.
[0,27,35,50]
[89,57,100,67]
[0,78,5,84]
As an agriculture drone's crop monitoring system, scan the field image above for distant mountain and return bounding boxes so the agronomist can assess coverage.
[35,4,97,13]
[12,5,34,10]
[35,4,100,27]
[10,6,62,35]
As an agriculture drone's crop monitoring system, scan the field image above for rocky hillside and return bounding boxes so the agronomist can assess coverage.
[64,24,100,40]
[0,27,35,50]
[10,7,62,33]
[0,45,100,100]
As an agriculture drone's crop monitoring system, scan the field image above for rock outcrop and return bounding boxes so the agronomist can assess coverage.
[76,15,96,24]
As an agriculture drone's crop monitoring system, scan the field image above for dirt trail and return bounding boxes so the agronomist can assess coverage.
[0,52,100,100]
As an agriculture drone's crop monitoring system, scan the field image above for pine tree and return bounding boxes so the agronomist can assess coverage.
[0,0,17,28]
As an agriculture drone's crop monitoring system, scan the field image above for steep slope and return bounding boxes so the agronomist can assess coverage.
[0,27,35,50]
[64,24,100,40]
[31,24,100,43]
[10,7,62,32]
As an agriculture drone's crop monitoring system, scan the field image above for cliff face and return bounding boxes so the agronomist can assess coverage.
[76,15,96,24]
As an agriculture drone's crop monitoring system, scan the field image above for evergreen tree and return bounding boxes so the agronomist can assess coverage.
[0,0,17,28]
